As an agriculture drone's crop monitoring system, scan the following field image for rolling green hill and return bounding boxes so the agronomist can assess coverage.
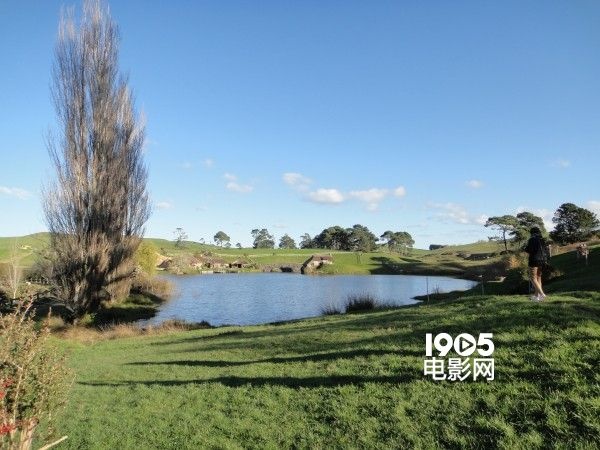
[0,233,50,267]
[1,233,510,278]
[3,234,596,284]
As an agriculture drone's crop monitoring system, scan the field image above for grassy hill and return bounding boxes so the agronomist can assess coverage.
[122,237,514,278]
[51,291,600,449]
[0,233,49,267]
[544,244,600,292]
[416,244,600,301]
[1,233,510,278]
[2,233,595,284]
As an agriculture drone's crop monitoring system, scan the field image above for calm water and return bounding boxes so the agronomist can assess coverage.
[142,273,476,326]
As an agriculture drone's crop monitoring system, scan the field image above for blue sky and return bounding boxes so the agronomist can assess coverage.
[1,1,599,248]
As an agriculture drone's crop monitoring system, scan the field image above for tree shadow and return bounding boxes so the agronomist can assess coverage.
[368,256,405,274]
[92,292,168,326]
[79,371,417,389]
[368,256,468,276]
[127,348,411,368]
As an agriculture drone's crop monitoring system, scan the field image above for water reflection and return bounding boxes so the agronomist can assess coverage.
[143,273,476,326]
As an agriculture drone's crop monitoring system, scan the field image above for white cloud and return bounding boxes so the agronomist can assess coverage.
[466,179,483,189]
[393,186,407,198]
[226,182,253,193]
[428,202,482,225]
[307,188,345,204]
[349,188,388,203]
[273,222,288,229]
[295,180,405,209]
[283,172,312,191]
[156,201,172,210]
[349,188,389,211]
[179,161,193,170]
[223,173,253,193]
[587,200,600,218]
[551,158,571,168]
[0,186,31,200]
[203,158,214,168]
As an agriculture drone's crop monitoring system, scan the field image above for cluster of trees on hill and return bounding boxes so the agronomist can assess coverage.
[182,225,415,253]
[485,202,599,248]
[485,212,547,251]
[246,225,414,253]
[304,225,379,252]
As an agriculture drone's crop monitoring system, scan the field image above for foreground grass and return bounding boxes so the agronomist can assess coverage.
[53,293,600,449]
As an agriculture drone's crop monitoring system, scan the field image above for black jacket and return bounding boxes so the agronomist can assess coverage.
[524,235,548,265]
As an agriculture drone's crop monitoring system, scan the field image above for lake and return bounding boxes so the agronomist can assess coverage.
[141,273,476,327]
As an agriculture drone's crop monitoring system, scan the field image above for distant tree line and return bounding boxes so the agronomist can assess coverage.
[299,225,414,253]
[178,201,599,258]
[182,225,414,253]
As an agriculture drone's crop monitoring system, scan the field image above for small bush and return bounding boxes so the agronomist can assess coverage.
[321,304,342,315]
[131,273,174,299]
[504,253,526,271]
[345,294,377,313]
[0,300,72,449]
[134,242,159,276]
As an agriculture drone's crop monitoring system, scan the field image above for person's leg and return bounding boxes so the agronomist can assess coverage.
[529,267,543,298]
[536,269,545,298]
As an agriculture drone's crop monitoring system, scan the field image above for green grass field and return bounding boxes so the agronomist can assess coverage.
[51,292,600,449]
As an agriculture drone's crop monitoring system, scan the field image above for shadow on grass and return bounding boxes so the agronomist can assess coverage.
[127,348,412,368]
[92,292,167,326]
[79,372,416,389]
[368,256,468,276]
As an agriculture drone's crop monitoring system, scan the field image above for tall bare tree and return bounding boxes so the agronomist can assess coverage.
[44,0,150,316]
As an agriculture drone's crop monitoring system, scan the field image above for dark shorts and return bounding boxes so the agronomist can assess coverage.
[528,259,545,268]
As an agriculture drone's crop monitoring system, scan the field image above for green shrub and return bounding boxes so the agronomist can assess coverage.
[0,301,72,449]
[134,242,158,276]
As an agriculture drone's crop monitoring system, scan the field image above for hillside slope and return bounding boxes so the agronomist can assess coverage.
[1,233,507,278]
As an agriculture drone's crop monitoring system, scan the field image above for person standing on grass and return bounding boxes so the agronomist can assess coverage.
[523,227,548,301]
